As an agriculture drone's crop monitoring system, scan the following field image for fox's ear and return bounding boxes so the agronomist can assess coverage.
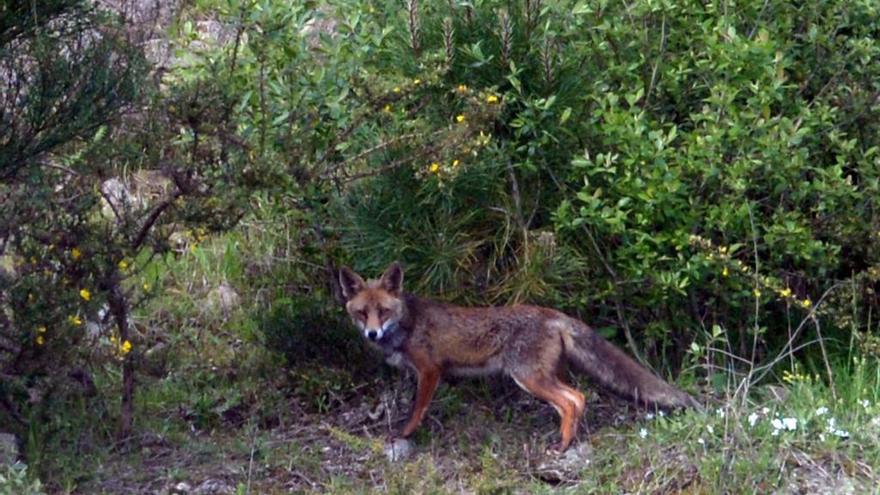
[380,261,404,295]
[339,266,366,301]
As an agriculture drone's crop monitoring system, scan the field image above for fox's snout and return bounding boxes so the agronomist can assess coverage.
[359,319,397,342]
[354,319,382,341]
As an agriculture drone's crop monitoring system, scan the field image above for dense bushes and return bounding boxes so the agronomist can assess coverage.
[313,0,880,374]
[160,0,880,380]
[0,0,269,439]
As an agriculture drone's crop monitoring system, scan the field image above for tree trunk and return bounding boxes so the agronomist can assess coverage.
[107,274,134,440]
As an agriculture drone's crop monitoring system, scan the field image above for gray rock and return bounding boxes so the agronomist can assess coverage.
[169,481,192,494]
[534,442,593,482]
[301,8,339,49]
[100,178,140,220]
[193,479,234,495]
[384,438,413,463]
[206,284,240,315]
[774,465,864,495]
[0,433,19,465]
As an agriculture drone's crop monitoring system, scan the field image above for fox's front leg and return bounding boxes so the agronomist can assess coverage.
[400,351,441,438]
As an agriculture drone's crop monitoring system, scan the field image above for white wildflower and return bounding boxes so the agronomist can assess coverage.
[771,417,797,434]
[697,437,705,445]
[771,418,783,435]
[706,425,714,434]
[825,417,849,438]
[761,407,770,415]
[815,406,828,417]
[638,428,648,439]
[646,413,655,420]
[747,412,759,427]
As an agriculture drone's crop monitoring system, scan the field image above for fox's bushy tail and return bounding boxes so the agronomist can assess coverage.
[564,323,701,410]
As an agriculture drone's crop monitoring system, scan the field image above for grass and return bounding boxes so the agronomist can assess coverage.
[27,360,879,493]
[9,224,880,494]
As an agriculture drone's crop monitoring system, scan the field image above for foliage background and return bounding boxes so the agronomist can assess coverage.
[2,0,880,491]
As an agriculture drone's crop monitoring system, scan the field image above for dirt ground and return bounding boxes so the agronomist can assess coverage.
[77,377,674,494]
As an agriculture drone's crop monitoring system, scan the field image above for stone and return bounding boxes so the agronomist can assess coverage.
[534,442,593,483]
[206,284,240,315]
[0,433,19,465]
[194,478,234,495]
[169,481,192,494]
[384,438,413,463]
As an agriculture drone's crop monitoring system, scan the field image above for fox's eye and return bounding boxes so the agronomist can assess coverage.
[356,310,367,320]
[378,308,390,318]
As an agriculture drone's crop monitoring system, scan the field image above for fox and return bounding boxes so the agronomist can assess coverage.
[339,262,700,452]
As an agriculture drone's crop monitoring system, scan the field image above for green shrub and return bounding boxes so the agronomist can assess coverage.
[172,0,880,378]
[0,463,44,495]
[258,296,371,370]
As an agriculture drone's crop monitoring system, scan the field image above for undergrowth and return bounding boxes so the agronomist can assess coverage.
[12,224,879,493]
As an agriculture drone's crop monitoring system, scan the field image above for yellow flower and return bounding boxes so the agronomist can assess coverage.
[429,162,440,174]
[753,288,762,298]
[455,114,465,123]
[121,340,132,355]
[143,282,151,291]
[79,288,91,301]
[719,246,727,254]
[413,78,422,85]
[721,266,729,277]
[457,84,468,93]
[71,247,82,260]
[486,94,499,104]
[801,298,812,308]
[36,335,45,346]
[28,293,34,302]
[118,260,128,271]
[393,86,401,93]
[452,159,460,167]
[68,315,83,326]
[190,243,198,254]
[37,325,47,334]
[779,288,792,298]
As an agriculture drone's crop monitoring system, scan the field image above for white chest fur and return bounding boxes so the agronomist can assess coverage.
[384,351,407,369]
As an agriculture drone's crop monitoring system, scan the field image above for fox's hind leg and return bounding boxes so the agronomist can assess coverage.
[554,362,587,421]
[557,381,586,430]
[512,371,582,452]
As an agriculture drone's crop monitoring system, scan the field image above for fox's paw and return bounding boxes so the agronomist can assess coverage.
[546,441,569,455]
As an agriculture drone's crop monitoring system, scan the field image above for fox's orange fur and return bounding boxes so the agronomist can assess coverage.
[339,262,700,452]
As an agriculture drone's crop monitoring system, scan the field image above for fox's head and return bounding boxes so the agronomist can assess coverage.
[338,262,405,343]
